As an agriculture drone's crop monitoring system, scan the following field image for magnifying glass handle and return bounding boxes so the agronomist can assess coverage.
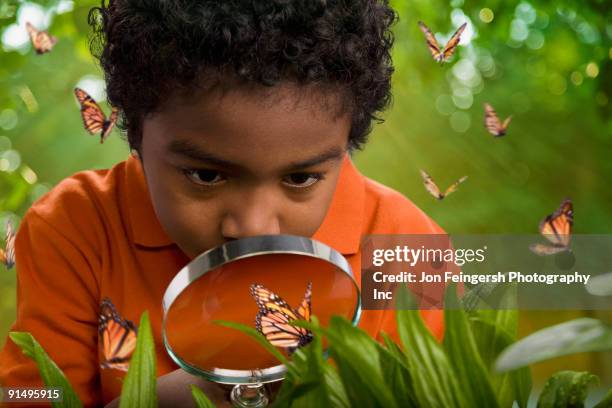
[230,384,269,407]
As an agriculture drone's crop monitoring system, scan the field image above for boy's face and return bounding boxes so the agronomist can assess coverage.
[139,82,351,258]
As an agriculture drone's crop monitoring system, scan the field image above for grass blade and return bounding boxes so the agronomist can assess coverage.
[191,384,216,408]
[119,311,157,408]
[9,332,83,408]
[213,320,289,368]
[395,285,465,408]
[323,316,397,408]
[444,284,499,408]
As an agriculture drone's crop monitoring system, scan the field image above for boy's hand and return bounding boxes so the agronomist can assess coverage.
[104,368,233,407]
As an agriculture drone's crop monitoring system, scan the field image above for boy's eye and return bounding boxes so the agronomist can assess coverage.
[282,173,323,189]
[183,169,225,186]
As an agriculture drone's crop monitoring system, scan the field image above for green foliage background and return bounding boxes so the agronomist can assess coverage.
[0,0,610,388]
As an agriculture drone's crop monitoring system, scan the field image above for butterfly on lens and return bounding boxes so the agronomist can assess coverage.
[0,220,16,270]
[74,88,119,144]
[418,21,467,64]
[250,282,313,353]
[98,297,138,371]
[420,169,468,200]
[530,199,573,256]
[484,103,512,137]
[26,22,57,54]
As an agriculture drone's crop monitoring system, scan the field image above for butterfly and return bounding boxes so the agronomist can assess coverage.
[250,282,313,352]
[0,220,16,270]
[98,297,138,371]
[420,169,468,200]
[418,21,467,64]
[530,199,573,256]
[26,22,57,54]
[484,103,512,137]
[74,88,119,143]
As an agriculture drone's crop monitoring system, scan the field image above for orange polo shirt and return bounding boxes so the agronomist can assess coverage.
[0,153,445,407]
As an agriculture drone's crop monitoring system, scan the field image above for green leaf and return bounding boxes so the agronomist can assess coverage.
[586,272,612,296]
[537,371,598,408]
[443,284,499,408]
[594,388,612,408]
[395,285,465,408]
[272,316,349,408]
[470,282,518,338]
[461,273,513,314]
[376,335,418,408]
[466,283,531,408]
[119,311,157,408]
[322,316,398,408]
[213,320,290,368]
[496,318,612,372]
[381,332,409,367]
[190,384,216,408]
[470,318,532,408]
[9,331,83,408]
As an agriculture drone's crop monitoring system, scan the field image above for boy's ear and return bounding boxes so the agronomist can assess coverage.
[130,149,141,161]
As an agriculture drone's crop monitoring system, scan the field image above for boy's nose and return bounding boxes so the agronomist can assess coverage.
[220,191,281,240]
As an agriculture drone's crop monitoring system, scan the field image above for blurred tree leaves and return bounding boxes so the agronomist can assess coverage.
[360,0,611,234]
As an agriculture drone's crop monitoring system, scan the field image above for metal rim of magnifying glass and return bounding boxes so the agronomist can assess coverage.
[162,234,362,384]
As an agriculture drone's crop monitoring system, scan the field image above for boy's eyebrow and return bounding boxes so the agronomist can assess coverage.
[167,140,345,172]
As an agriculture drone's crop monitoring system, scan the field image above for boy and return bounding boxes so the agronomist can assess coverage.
[0,0,445,406]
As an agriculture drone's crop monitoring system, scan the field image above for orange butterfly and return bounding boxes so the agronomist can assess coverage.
[98,298,138,371]
[530,199,573,256]
[420,169,467,200]
[250,282,312,352]
[484,103,512,137]
[418,21,467,64]
[0,220,15,270]
[74,88,118,143]
[26,22,57,54]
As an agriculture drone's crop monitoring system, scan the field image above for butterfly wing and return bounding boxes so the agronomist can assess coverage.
[4,221,15,270]
[74,88,108,136]
[99,298,138,371]
[529,243,568,256]
[501,115,513,133]
[484,103,505,137]
[295,281,312,321]
[251,283,312,349]
[420,169,443,200]
[441,22,467,62]
[26,22,57,54]
[418,21,442,61]
[255,311,304,349]
[100,108,119,144]
[538,199,573,247]
[443,175,468,198]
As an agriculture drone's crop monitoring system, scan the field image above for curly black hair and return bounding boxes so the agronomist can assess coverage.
[88,0,397,152]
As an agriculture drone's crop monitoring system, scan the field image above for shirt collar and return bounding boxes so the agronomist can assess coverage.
[125,153,364,255]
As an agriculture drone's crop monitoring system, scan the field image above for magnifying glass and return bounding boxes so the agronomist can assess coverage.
[162,235,361,407]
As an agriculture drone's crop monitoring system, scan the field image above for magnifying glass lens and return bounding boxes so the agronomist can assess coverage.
[162,236,361,384]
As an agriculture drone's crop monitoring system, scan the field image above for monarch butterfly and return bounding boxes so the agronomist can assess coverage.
[484,103,512,137]
[0,220,15,270]
[98,297,138,371]
[530,199,573,256]
[26,22,57,54]
[74,88,118,144]
[420,169,467,200]
[250,282,312,352]
[418,21,467,64]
